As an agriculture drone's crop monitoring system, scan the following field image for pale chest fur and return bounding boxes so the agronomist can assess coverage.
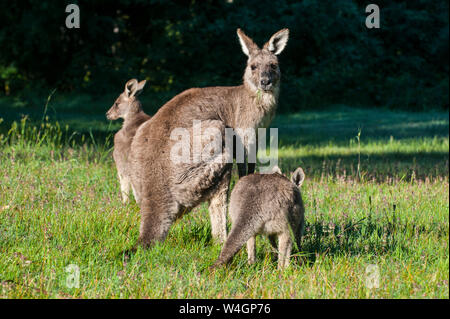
[236,88,278,130]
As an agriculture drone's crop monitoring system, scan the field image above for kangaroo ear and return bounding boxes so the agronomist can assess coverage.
[271,165,282,174]
[237,28,259,57]
[264,28,289,55]
[125,79,139,98]
[291,167,305,187]
[134,80,146,97]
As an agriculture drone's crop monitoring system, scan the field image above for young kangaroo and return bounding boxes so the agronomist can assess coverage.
[212,166,306,269]
[129,28,289,247]
[106,79,151,204]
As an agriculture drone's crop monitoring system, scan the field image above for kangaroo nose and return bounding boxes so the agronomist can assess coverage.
[260,78,271,86]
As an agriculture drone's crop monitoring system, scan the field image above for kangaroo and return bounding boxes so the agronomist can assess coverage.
[106,79,151,204]
[212,166,306,269]
[129,28,289,247]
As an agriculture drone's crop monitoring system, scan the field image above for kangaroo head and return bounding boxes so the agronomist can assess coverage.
[106,79,146,120]
[291,167,305,188]
[237,28,289,93]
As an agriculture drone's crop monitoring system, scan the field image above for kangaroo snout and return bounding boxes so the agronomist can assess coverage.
[260,78,272,91]
[106,108,117,120]
[260,78,271,86]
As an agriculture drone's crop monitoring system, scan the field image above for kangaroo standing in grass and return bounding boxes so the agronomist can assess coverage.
[129,28,289,247]
[212,166,306,269]
[106,79,151,204]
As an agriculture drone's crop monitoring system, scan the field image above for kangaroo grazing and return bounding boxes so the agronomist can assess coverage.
[129,28,289,247]
[106,79,151,204]
[211,166,306,269]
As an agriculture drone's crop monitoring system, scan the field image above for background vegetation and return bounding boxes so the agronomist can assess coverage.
[0,0,448,114]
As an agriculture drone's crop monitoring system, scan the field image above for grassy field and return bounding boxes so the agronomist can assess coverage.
[0,99,448,298]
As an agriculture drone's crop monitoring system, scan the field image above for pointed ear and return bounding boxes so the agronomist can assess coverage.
[134,80,146,97]
[291,167,305,187]
[237,28,259,57]
[264,28,289,55]
[271,165,282,174]
[125,79,138,98]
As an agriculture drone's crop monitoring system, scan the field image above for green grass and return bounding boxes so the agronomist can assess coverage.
[0,102,448,298]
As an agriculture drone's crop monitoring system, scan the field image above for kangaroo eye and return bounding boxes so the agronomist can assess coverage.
[250,64,257,71]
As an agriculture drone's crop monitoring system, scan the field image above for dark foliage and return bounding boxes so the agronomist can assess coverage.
[0,0,448,112]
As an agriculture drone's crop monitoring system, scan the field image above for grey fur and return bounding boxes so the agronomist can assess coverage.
[212,167,306,269]
[106,79,151,203]
[129,29,289,247]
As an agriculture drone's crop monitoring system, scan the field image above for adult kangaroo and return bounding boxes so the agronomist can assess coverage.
[129,28,289,247]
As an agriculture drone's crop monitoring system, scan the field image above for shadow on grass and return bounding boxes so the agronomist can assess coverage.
[278,151,448,181]
[274,106,449,146]
[246,221,446,269]
[1,100,448,181]
[300,219,405,264]
[294,215,448,266]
